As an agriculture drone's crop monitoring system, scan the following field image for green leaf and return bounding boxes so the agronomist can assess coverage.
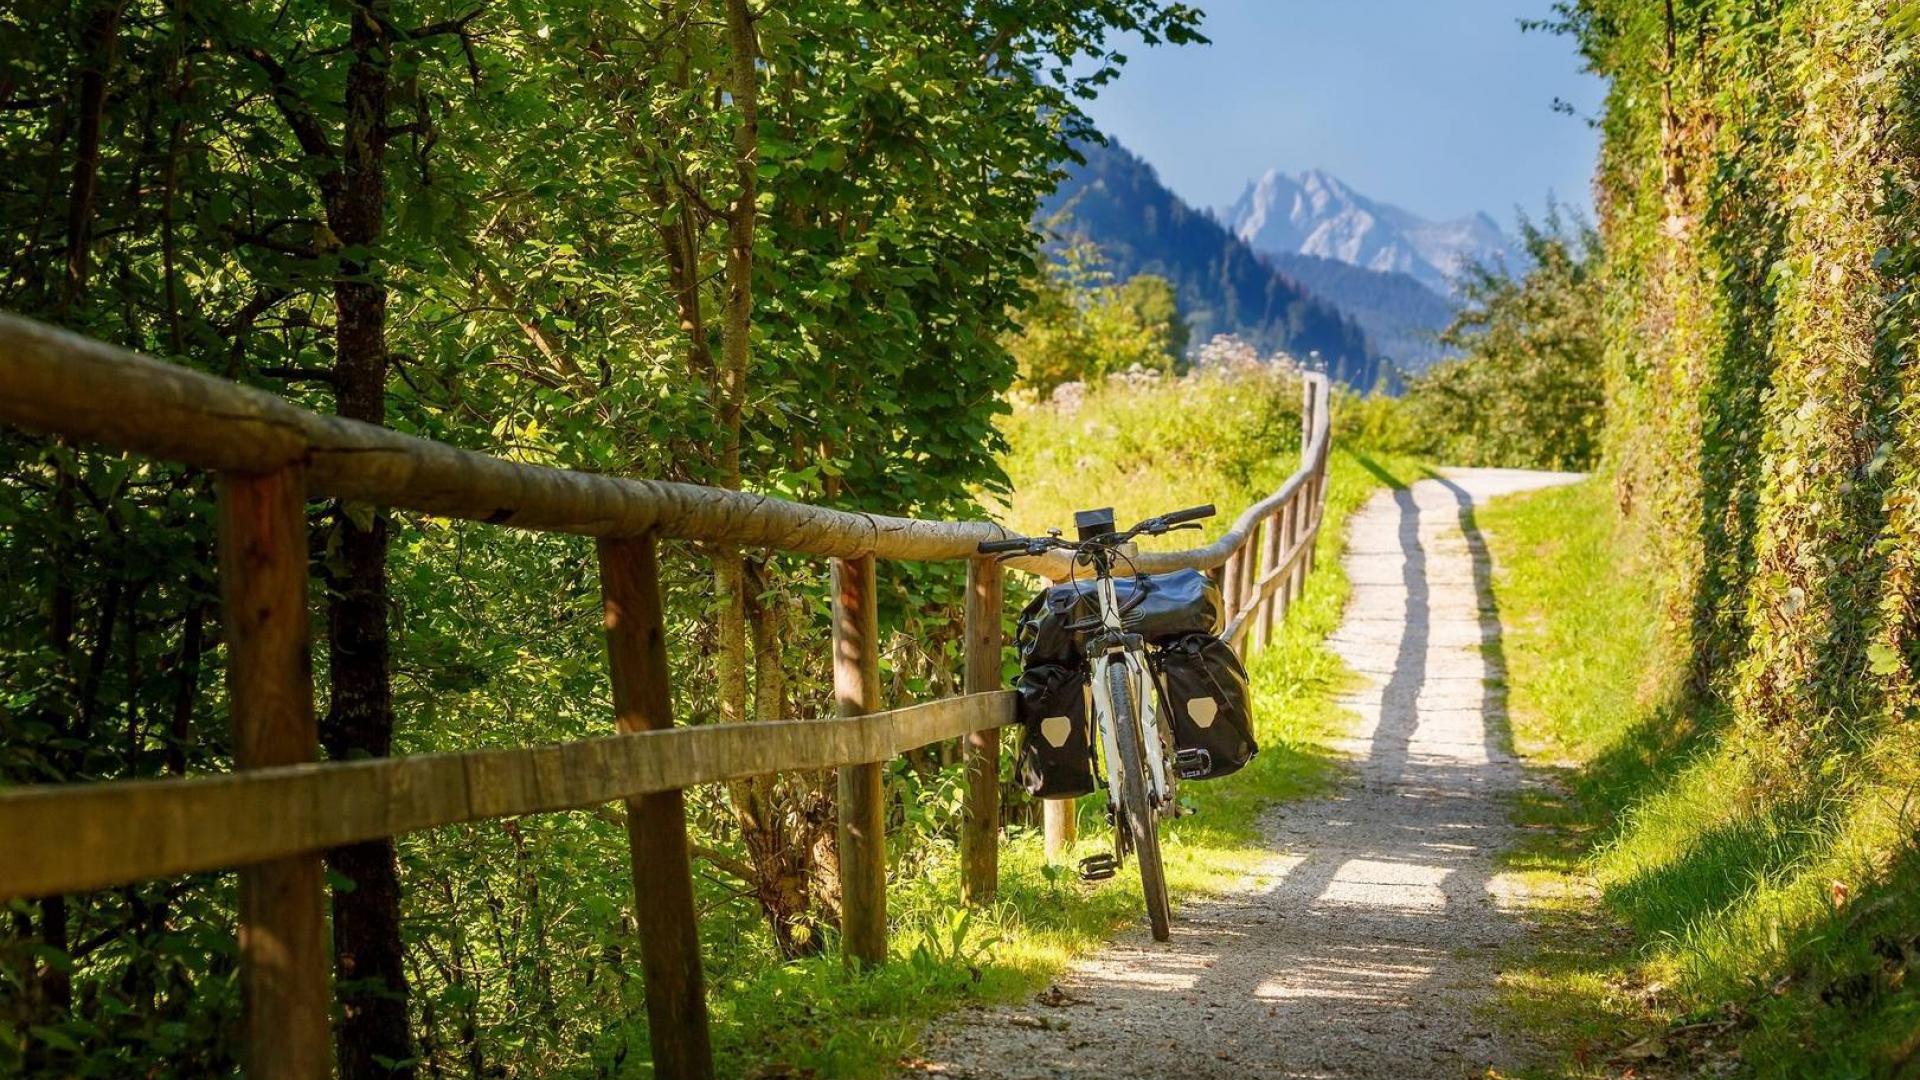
[1867,643,1902,676]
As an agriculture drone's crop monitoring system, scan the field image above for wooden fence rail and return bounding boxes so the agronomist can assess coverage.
[0,312,1332,1079]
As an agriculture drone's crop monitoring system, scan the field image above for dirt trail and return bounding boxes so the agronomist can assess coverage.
[913,468,1582,1079]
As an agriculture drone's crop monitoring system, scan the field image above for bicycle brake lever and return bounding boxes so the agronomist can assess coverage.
[995,540,1055,563]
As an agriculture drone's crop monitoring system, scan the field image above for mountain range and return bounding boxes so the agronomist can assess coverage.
[1223,169,1516,298]
[1039,138,1521,381]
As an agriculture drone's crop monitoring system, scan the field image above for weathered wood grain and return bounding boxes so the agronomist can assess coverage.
[0,316,1329,580]
[217,467,331,1080]
[1252,504,1287,652]
[0,692,1013,902]
[599,536,713,1080]
[833,555,887,968]
[960,558,1004,905]
[1223,519,1320,648]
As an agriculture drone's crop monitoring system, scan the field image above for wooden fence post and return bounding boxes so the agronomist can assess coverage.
[1301,372,1318,453]
[1252,510,1285,653]
[1044,799,1078,862]
[1276,499,1299,613]
[1289,379,1318,600]
[216,466,330,1080]
[1302,377,1323,579]
[1304,475,1319,579]
[1239,524,1259,624]
[597,536,713,1080]
[1219,549,1241,626]
[832,554,886,967]
[960,557,1003,906]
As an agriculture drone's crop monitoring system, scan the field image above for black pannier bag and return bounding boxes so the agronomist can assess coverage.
[1153,632,1257,779]
[1016,568,1222,667]
[1015,663,1097,797]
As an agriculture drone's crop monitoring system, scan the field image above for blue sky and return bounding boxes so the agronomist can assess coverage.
[1076,0,1605,228]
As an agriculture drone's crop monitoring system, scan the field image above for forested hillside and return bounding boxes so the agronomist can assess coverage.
[1038,137,1381,386]
[1485,1,1920,1071]
[0,3,1207,1075]
[1262,251,1459,373]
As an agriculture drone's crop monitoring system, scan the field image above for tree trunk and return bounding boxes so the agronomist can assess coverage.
[741,559,827,956]
[321,8,414,1077]
[33,0,120,1025]
[59,0,123,312]
[710,0,829,960]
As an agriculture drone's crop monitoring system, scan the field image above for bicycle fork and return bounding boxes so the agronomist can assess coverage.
[1088,575,1176,830]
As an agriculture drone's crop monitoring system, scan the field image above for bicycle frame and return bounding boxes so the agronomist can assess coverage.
[1084,559,1175,828]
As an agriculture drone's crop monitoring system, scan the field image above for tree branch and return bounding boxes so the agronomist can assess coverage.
[231,43,337,164]
[258,365,341,385]
[691,844,758,884]
[405,7,484,40]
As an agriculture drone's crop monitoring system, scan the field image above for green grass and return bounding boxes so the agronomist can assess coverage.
[700,369,1424,1077]
[1480,479,1920,1078]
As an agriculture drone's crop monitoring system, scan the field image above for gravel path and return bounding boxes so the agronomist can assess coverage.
[913,468,1583,1080]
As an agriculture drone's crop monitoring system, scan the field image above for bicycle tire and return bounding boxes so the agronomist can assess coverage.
[1107,660,1172,942]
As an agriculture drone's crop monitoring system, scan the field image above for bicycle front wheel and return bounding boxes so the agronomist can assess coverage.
[1107,660,1171,942]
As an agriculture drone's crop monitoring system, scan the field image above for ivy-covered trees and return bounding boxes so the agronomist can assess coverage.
[0,1,1203,1074]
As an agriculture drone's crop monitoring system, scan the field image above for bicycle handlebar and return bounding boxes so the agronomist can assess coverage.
[1159,503,1215,526]
[976,503,1219,557]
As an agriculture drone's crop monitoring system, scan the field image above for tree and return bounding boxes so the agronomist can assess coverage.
[1119,273,1190,360]
[1401,208,1604,470]
[1007,243,1190,395]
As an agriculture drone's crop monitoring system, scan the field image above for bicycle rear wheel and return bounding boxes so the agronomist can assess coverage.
[1107,660,1171,942]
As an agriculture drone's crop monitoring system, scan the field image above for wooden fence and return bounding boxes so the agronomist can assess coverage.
[0,312,1332,1079]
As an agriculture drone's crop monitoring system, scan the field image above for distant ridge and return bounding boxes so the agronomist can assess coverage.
[1038,137,1382,388]
[1262,252,1459,373]
[1224,168,1515,298]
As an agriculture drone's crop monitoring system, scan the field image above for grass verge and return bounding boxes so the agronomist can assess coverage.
[1481,479,1920,1078]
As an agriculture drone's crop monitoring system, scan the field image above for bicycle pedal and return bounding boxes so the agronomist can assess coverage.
[1077,854,1118,882]
[1174,747,1213,780]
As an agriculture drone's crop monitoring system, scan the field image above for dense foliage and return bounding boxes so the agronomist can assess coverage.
[1037,135,1380,386]
[1491,0,1920,1070]
[1336,211,1604,471]
[1003,243,1188,395]
[1396,212,1604,470]
[0,1,1208,1075]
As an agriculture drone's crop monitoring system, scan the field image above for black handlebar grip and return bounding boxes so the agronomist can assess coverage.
[1161,504,1216,525]
[977,537,1030,555]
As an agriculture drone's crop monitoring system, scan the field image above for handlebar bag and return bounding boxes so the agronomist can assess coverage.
[1015,568,1223,667]
[1151,633,1257,779]
[1015,663,1097,798]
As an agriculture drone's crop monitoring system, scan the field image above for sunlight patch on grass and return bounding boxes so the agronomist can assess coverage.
[1480,478,1920,1079]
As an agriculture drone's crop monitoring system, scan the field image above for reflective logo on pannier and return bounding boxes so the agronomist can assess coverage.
[1187,697,1219,728]
[1042,715,1073,748]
